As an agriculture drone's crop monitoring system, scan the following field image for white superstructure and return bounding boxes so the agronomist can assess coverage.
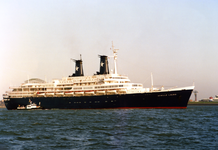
[5,74,145,98]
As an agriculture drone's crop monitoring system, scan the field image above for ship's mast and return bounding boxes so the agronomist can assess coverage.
[151,72,153,92]
[112,41,119,74]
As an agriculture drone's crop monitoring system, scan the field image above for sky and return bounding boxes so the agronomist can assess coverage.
[0,0,218,100]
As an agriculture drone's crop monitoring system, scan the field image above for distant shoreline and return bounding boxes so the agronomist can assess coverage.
[188,102,218,105]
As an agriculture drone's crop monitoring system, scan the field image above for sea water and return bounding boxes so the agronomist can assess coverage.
[0,106,218,150]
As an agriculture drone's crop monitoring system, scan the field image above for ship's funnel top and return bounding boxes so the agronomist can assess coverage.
[70,56,84,77]
[96,55,109,75]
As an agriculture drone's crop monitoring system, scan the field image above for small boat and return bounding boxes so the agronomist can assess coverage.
[56,92,64,96]
[96,90,105,94]
[74,91,84,95]
[85,91,95,95]
[37,92,45,96]
[65,91,74,95]
[118,89,127,93]
[46,93,54,96]
[17,102,41,110]
[17,106,26,110]
[107,90,117,94]
[26,103,41,109]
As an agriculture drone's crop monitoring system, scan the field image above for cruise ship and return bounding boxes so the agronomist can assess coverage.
[3,42,194,110]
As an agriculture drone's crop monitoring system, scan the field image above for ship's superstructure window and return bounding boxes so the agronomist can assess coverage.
[74,87,82,90]
[84,87,93,89]
[63,87,71,90]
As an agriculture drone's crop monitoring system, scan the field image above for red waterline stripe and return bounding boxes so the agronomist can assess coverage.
[67,107,187,110]
[9,107,187,110]
[92,107,187,109]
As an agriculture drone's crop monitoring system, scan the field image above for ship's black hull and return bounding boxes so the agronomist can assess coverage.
[4,90,193,110]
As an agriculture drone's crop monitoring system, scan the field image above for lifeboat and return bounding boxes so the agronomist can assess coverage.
[107,90,117,94]
[65,91,74,95]
[118,89,127,93]
[37,92,45,96]
[96,90,105,94]
[46,92,54,96]
[85,91,95,95]
[56,92,64,96]
[74,91,84,95]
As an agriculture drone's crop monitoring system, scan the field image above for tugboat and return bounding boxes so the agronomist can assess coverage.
[17,100,41,110]
[3,42,194,110]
